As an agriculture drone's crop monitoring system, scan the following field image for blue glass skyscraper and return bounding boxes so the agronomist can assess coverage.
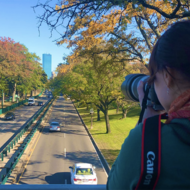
[42,54,52,79]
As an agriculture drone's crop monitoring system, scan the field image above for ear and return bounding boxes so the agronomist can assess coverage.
[163,67,174,88]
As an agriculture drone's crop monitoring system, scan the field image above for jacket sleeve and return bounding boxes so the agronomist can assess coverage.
[106,123,143,190]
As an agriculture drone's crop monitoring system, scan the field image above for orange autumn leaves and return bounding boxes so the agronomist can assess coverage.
[0,37,33,78]
[53,0,189,77]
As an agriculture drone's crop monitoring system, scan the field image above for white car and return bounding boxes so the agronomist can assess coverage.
[28,98,35,106]
[49,121,61,131]
[69,163,97,185]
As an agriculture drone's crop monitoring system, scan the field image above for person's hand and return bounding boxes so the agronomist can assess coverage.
[137,81,166,122]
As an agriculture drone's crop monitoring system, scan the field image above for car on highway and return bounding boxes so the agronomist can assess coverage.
[28,97,35,106]
[69,163,97,185]
[37,101,44,106]
[48,95,53,98]
[4,112,15,120]
[49,121,61,132]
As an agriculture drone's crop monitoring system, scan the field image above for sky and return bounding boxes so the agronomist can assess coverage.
[0,0,71,72]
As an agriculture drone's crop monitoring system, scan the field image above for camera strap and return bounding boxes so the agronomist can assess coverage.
[138,85,151,124]
[135,114,162,190]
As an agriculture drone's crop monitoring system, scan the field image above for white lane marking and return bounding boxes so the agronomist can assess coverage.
[64,148,66,157]
[65,179,67,184]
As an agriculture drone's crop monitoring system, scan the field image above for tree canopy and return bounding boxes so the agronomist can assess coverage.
[0,37,47,99]
[34,0,189,66]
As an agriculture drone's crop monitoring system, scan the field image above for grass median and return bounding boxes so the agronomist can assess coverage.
[75,105,141,167]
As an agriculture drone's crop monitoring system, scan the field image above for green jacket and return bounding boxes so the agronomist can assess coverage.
[107,118,190,190]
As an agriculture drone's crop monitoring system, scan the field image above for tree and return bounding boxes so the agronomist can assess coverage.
[34,0,189,68]
[34,0,190,39]
[0,37,47,101]
[121,100,138,118]
[0,38,35,101]
[52,58,126,133]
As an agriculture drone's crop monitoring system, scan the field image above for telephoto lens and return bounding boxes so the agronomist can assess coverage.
[121,74,164,110]
[121,74,149,102]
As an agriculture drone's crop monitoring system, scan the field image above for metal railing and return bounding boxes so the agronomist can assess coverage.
[0,98,50,161]
[0,99,54,184]
[0,184,107,189]
[1,98,55,184]
[0,89,44,115]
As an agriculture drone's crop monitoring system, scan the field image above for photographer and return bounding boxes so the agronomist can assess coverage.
[106,20,190,190]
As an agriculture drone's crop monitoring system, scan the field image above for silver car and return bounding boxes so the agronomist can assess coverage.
[49,121,61,132]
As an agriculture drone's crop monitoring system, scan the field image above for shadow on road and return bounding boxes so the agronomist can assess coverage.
[53,151,102,171]
[45,172,71,184]
[19,169,49,184]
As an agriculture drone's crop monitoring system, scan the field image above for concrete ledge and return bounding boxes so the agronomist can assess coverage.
[0,184,106,190]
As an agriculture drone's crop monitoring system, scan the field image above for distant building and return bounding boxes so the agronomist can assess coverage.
[42,54,52,79]
[51,71,57,79]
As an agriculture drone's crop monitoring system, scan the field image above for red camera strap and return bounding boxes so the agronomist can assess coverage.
[135,114,162,190]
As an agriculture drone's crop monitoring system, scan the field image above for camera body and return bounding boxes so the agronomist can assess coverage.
[121,74,164,111]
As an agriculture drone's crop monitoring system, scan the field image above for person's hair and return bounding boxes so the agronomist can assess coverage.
[148,20,190,85]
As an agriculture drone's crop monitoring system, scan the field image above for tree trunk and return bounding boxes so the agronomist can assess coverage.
[97,109,100,121]
[116,101,120,114]
[12,83,16,103]
[116,106,119,114]
[123,109,127,118]
[18,92,20,99]
[30,91,34,97]
[104,109,111,133]
[2,91,4,107]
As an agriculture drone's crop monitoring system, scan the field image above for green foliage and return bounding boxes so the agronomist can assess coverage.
[0,37,47,97]
[76,105,141,166]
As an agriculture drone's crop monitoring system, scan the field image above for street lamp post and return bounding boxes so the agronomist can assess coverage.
[90,108,94,129]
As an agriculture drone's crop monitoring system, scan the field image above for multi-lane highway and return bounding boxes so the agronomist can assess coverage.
[18,97,108,184]
[0,95,48,152]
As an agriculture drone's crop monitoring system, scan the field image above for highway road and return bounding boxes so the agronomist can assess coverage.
[19,96,108,184]
[0,95,49,152]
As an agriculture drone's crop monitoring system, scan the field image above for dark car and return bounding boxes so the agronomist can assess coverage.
[37,101,43,106]
[48,95,53,98]
[5,112,15,120]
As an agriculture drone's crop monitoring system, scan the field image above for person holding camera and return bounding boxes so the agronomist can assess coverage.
[106,20,190,190]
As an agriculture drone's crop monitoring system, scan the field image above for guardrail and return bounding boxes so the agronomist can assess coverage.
[0,89,44,115]
[0,98,55,184]
[0,98,50,161]
[0,185,107,189]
